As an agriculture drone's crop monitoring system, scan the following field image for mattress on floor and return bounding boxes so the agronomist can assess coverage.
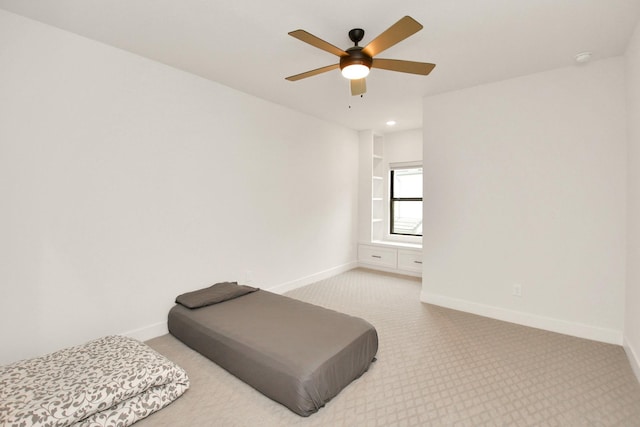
[168,289,378,416]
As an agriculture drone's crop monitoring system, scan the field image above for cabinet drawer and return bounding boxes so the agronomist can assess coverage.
[397,249,423,273]
[358,245,397,268]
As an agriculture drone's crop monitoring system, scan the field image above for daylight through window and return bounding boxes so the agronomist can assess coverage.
[390,167,422,236]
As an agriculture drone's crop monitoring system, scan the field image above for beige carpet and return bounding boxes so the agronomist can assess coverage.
[140,268,640,426]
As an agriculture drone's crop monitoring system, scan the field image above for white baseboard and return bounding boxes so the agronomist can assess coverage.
[421,291,623,345]
[357,262,422,278]
[122,321,168,343]
[624,337,640,383]
[268,261,358,295]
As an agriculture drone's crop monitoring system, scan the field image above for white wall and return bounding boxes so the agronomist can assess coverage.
[384,129,423,166]
[625,20,640,380]
[0,10,359,365]
[421,57,627,344]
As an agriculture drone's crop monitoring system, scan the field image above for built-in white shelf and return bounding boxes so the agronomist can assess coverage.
[370,134,386,242]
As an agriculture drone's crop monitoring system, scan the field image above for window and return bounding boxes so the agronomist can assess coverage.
[390,167,422,236]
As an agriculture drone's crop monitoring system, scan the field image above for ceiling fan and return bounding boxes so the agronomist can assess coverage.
[285,16,436,96]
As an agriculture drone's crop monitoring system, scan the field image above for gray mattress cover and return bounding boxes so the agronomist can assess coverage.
[168,289,378,416]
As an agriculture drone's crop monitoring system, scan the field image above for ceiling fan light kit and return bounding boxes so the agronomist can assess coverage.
[340,28,372,80]
[341,63,370,79]
[286,16,435,96]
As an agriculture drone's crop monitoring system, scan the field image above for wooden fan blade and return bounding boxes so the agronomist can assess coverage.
[289,30,348,57]
[350,78,367,96]
[362,16,423,57]
[372,58,435,75]
[285,63,340,81]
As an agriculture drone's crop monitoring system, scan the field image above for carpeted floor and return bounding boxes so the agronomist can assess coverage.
[140,268,640,426]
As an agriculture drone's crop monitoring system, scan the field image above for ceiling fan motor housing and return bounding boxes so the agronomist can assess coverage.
[340,46,373,71]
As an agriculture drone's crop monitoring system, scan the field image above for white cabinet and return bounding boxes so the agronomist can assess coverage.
[358,244,422,276]
[397,249,423,273]
[358,245,397,269]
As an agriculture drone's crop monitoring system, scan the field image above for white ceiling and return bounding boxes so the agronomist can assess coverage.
[1,0,639,133]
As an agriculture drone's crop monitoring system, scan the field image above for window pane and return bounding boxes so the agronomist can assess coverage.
[392,168,422,198]
[392,200,422,235]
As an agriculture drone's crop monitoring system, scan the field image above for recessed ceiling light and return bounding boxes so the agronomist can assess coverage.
[575,51,592,63]
[386,120,397,126]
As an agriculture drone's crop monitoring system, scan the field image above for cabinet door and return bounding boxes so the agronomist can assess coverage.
[397,249,423,273]
[358,245,397,268]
